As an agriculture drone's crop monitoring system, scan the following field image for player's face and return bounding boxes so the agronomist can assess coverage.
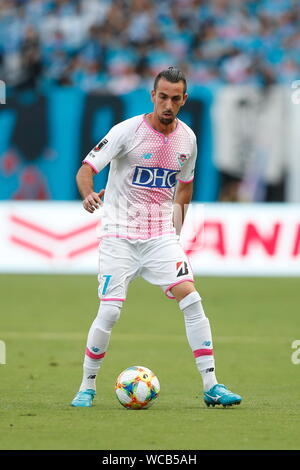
[151,78,187,125]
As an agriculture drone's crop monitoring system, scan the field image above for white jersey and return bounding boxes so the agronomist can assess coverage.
[83,114,197,239]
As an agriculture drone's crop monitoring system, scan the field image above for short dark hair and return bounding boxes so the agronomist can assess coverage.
[154,67,187,95]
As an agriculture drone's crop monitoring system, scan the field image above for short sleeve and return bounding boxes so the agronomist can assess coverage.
[82,123,125,174]
[176,137,197,183]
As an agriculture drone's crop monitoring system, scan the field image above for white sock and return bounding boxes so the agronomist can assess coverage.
[179,291,218,392]
[79,301,122,392]
[80,327,110,391]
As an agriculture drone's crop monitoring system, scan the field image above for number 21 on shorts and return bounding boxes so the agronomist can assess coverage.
[99,274,112,296]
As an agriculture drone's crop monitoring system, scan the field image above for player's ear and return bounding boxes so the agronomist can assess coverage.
[182,93,188,106]
[151,89,156,103]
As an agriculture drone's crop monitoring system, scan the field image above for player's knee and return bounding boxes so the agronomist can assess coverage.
[171,281,195,302]
[179,291,201,310]
[179,291,206,322]
[96,301,122,331]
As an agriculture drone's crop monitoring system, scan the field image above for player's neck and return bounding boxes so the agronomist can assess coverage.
[146,113,178,136]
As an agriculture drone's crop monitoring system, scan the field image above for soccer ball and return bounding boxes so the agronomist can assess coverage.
[115,366,160,410]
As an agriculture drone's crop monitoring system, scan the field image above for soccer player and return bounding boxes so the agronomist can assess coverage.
[71,67,242,408]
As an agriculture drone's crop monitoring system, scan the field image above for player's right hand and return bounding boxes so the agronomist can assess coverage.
[83,189,105,213]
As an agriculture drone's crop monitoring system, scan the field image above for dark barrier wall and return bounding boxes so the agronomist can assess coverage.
[0,86,218,201]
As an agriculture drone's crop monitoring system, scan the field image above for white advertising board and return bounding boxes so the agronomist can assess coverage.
[0,202,299,276]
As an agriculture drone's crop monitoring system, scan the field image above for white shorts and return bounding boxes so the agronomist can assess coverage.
[97,235,194,302]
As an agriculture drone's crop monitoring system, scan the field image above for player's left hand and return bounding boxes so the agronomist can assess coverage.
[83,189,105,213]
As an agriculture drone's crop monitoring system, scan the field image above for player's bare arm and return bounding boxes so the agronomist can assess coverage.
[173,180,194,235]
[76,163,105,213]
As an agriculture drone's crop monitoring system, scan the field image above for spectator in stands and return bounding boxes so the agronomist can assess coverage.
[0,0,299,93]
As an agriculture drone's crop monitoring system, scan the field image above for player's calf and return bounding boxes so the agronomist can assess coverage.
[71,301,122,406]
[178,291,218,392]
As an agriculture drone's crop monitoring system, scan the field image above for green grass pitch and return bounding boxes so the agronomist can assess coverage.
[0,274,299,450]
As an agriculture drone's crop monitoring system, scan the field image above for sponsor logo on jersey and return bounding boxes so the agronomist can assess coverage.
[177,153,190,167]
[132,166,179,188]
[176,261,189,277]
[93,139,108,152]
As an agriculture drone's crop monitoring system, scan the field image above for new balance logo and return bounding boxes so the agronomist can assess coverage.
[87,375,96,379]
[132,166,179,188]
[141,153,153,160]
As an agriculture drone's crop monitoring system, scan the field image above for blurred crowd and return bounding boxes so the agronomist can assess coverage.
[0,0,300,94]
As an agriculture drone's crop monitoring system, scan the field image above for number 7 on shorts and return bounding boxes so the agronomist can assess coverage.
[100,275,112,296]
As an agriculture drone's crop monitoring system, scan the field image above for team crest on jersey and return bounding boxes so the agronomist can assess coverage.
[93,139,108,152]
[176,261,189,277]
[177,153,190,167]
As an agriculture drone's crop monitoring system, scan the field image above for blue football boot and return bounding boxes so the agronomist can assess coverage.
[71,389,96,407]
[204,384,242,408]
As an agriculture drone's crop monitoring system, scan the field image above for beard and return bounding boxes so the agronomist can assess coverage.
[159,113,175,125]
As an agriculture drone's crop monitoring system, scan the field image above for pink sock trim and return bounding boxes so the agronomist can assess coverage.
[193,349,214,358]
[100,298,125,301]
[85,348,106,360]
